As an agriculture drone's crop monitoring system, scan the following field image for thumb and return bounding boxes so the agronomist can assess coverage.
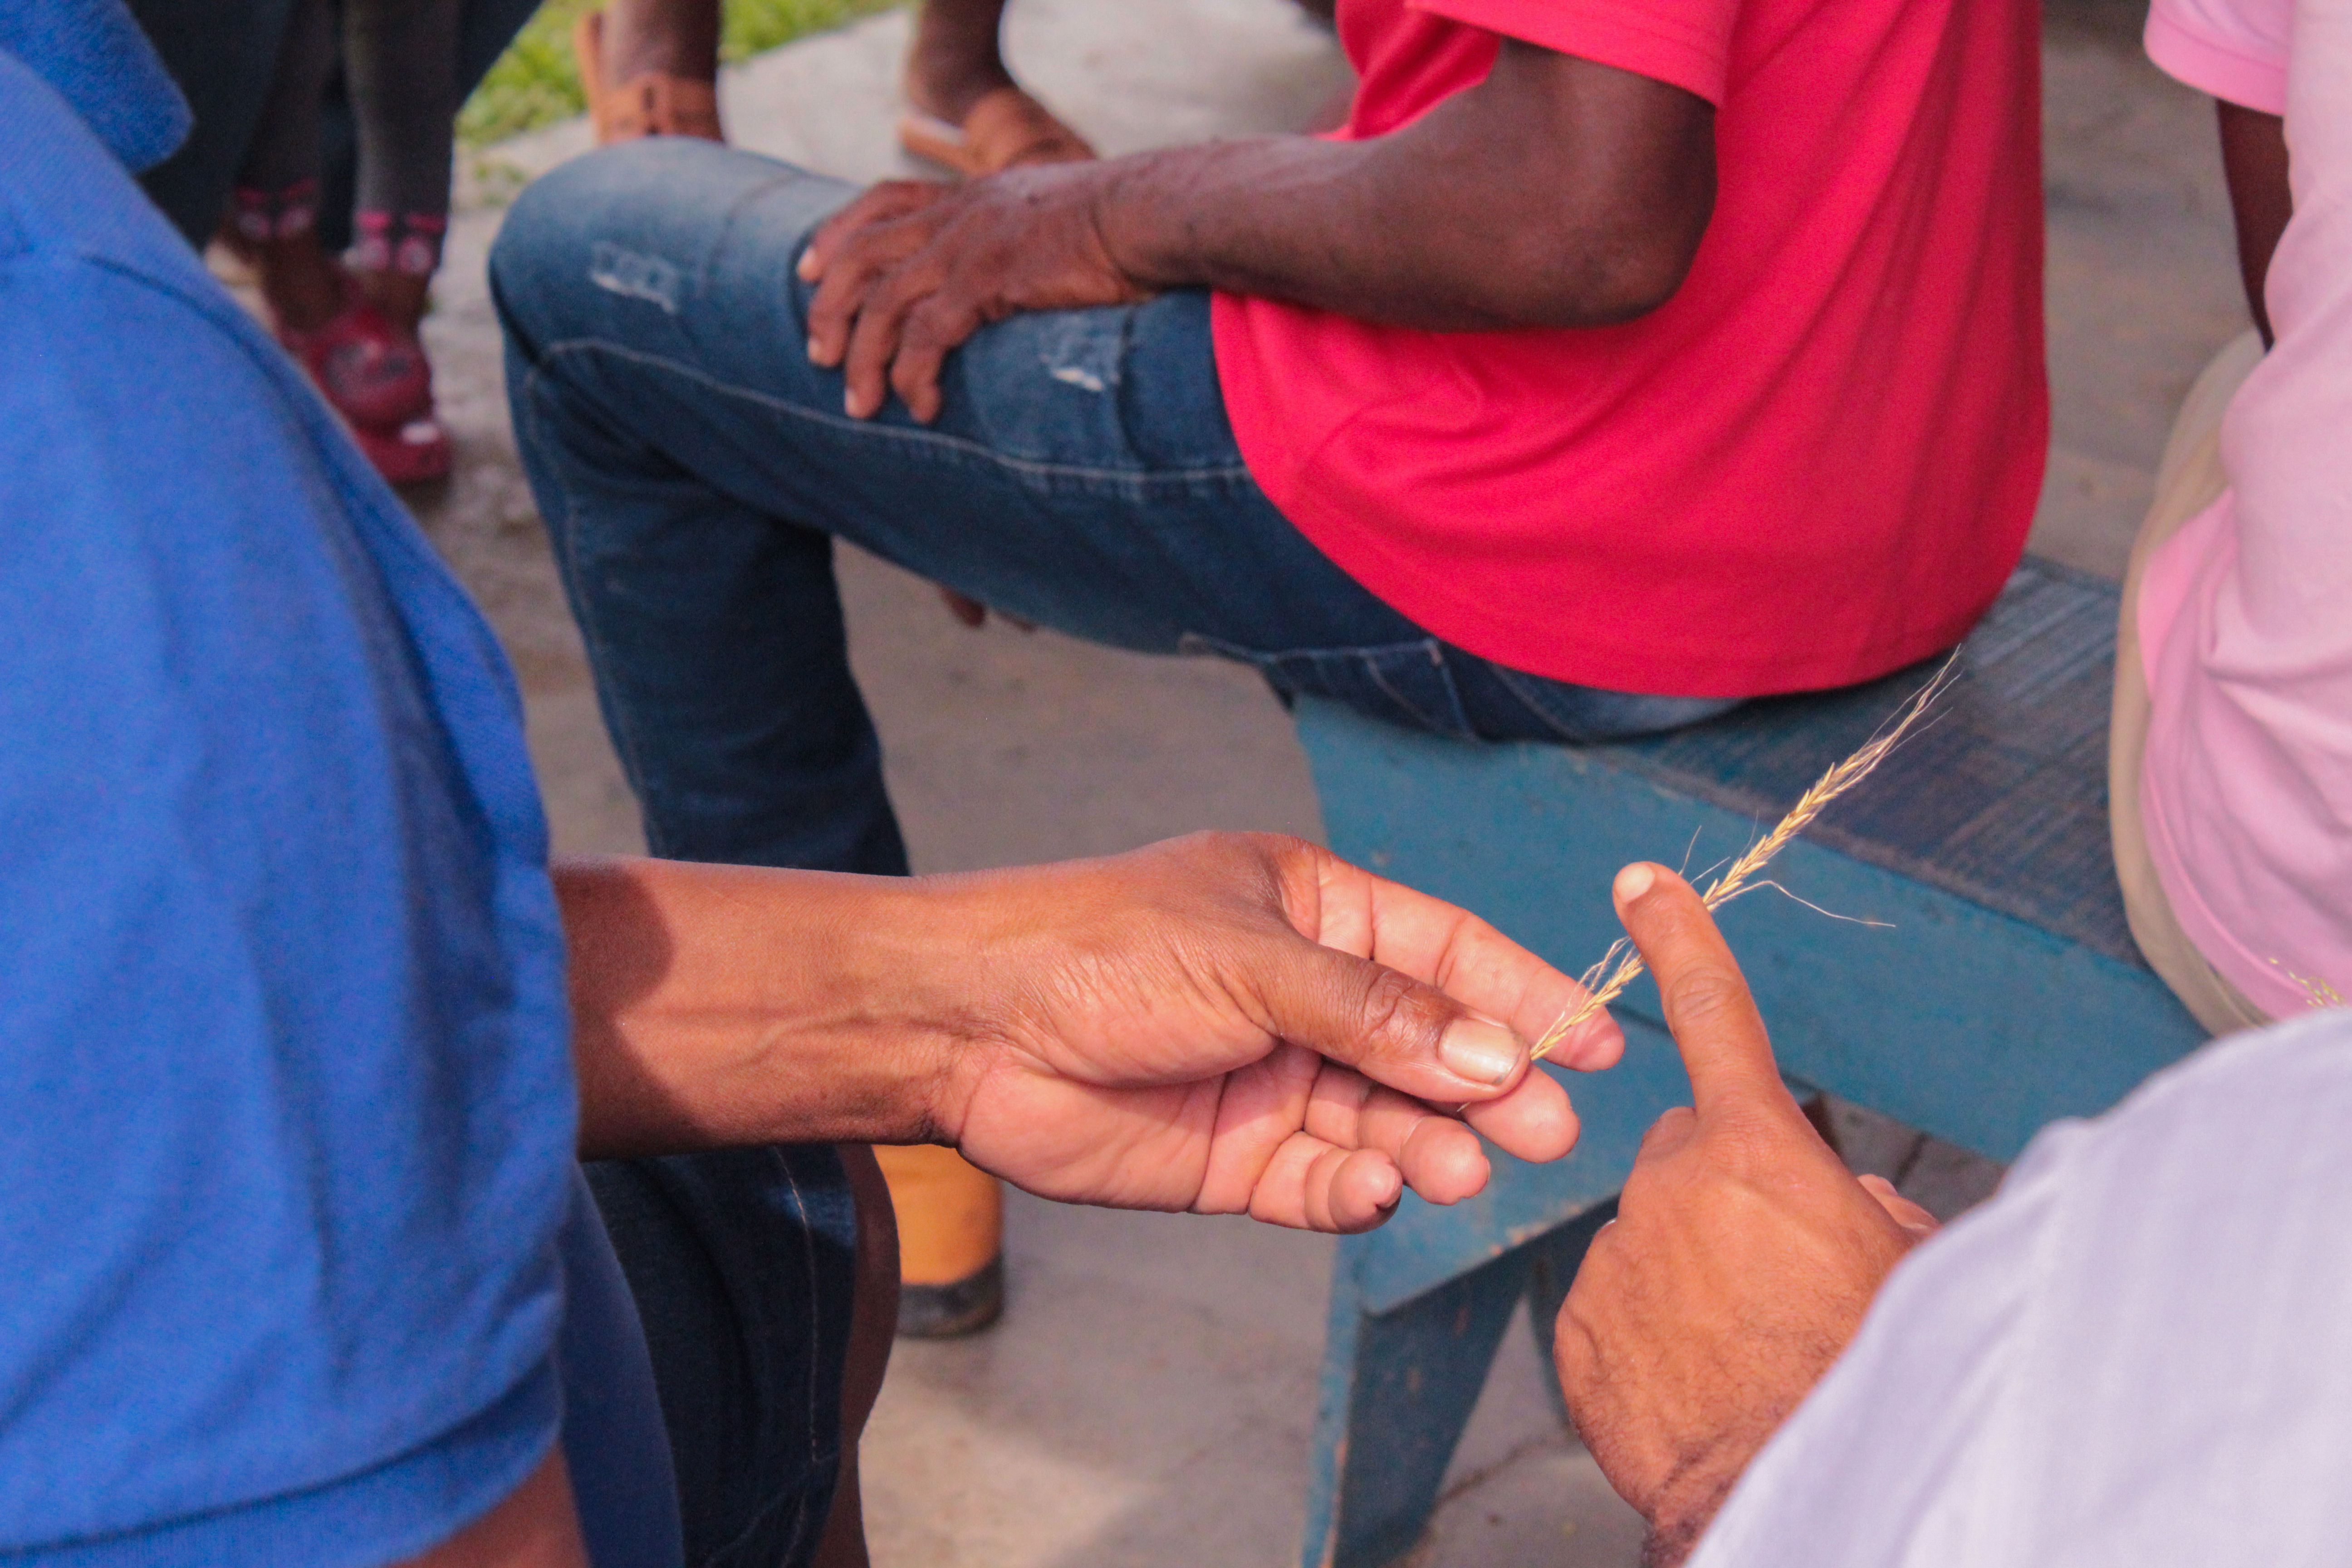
[1613,863,1795,1123]
[1239,931,1534,1103]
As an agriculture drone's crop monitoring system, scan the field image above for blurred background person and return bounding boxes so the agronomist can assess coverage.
[227,0,468,481]
[2109,0,2352,1034]
[570,0,1333,165]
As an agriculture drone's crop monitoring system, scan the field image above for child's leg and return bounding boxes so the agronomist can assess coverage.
[343,0,465,333]
[233,0,343,333]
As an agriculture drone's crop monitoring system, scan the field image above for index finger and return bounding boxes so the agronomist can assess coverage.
[1611,862,1792,1121]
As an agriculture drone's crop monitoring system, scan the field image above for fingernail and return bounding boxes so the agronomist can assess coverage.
[1614,862,1657,904]
[807,337,822,363]
[1440,1017,1523,1087]
[797,250,818,280]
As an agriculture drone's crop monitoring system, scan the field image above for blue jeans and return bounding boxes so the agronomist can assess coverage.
[585,1147,859,1568]
[493,141,1737,877]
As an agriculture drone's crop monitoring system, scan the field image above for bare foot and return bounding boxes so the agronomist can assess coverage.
[601,0,719,85]
[905,0,1016,123]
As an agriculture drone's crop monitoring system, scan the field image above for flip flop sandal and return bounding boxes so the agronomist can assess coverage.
[897,85,1096,178]
[573,9,724,146]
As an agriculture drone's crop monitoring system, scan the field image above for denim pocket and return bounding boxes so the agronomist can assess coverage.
[1181,633,1477,741]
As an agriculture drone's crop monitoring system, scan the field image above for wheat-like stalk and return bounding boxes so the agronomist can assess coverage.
[1530,654,1961,1062]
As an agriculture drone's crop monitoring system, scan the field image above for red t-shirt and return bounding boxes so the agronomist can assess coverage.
[1210,0,2048,696]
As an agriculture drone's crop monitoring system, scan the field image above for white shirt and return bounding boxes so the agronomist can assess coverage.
[1688,1004,2352,1566]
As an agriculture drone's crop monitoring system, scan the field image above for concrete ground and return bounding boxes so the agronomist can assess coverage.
[378,4,2249,1562]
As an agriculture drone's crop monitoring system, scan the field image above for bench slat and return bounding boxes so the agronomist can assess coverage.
[1602,559,2134,962]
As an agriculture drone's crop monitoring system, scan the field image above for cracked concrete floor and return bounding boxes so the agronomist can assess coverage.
[346,1,2247,1561]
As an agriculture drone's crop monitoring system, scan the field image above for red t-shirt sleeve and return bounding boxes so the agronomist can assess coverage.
[1405,0,1739,103]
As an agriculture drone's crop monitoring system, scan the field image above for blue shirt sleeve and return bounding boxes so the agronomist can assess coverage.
[0,60,580,1565]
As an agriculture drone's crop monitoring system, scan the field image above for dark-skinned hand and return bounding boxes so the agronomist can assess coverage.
[935,833,1627,1231]
[1553,863,1937,1566]
[564,833,1628,1233]
[798,162,1145,424]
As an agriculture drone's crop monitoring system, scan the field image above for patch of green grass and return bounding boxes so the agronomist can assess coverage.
[459,0,902,147]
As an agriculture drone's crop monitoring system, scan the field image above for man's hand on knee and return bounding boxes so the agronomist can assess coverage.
[1552,865,1936,1565]
[799,165,1148,423]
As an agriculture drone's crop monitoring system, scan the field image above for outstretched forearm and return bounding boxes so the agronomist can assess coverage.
[555,856,970,1159]
[1095,41,1715,328]
[552,836,1614,1233]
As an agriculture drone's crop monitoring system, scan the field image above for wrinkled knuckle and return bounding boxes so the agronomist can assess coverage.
[897,318,940,358]
[904,299,963,353]
[866,272,916,319]
[1353,964,1442,1055]
[1665,965,1750,1030]
[1707,1113,1787,1176]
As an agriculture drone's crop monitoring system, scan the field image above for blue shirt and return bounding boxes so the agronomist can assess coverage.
[0,8,675,1563]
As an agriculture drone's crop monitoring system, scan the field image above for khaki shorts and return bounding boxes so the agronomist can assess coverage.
[2108,330,2273,1038]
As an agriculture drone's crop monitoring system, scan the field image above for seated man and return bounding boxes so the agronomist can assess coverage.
[495,0,2044,872]
[492,0,2043,1322]
[0,10,1620,1565]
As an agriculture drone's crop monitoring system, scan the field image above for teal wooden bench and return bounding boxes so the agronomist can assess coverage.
[1291,558,2210,1568]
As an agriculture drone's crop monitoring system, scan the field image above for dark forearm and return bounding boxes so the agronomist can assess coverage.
[555,857,978,1158]
[2217,100,2291,345]
[1096,43,1715,329]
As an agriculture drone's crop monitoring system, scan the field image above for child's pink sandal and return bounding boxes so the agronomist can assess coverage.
[279,283,451,484]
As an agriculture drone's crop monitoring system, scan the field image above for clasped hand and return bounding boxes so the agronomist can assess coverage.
[799,163,1144,424]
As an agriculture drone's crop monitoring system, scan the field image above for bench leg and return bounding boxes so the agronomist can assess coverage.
[1521,1199,1619,1427]
[1301,1245,1531,1568]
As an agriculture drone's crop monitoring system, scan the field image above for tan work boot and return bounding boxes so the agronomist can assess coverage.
[873,1144,1004,1338]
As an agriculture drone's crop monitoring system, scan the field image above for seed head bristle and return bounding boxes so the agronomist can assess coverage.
[1530,656,1959,1062]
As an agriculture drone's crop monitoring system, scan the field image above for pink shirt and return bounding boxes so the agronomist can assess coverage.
[2139,0,2352,1017]
[1208,0,2048,698]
